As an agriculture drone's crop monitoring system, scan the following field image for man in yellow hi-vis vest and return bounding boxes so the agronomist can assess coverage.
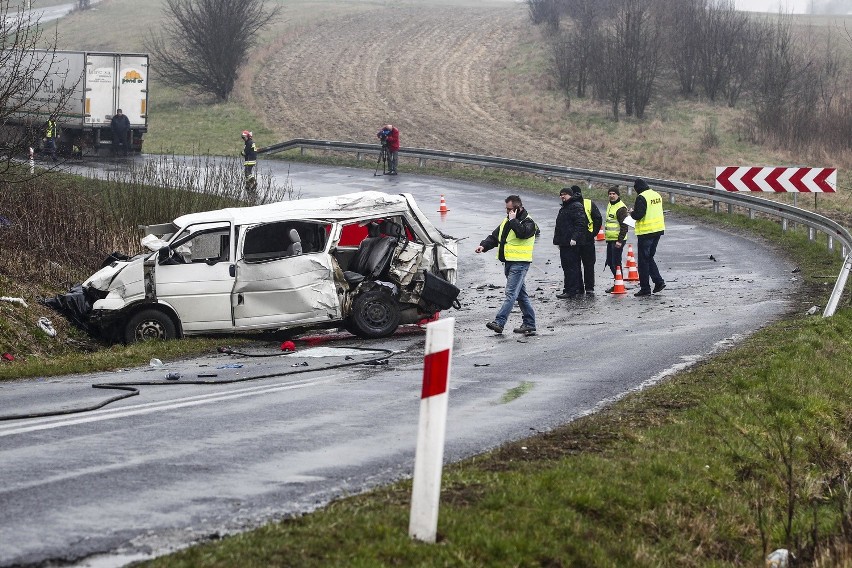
[475,195,539,336]
[629,178,666,297]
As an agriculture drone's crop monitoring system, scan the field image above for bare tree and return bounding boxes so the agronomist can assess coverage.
[526,0,562,32]
[0,2,72,182]
[559,0,612,98]
[145,0,280,101]
[666,0,702,96]
[591,27,624,120]
[615,0,662,119]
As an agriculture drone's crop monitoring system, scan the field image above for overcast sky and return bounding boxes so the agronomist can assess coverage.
[735,0,852,13]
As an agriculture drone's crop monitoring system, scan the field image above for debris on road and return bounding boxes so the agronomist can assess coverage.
[37,317,56,338]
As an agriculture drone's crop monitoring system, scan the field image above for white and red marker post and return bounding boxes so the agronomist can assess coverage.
[409,316,455,543]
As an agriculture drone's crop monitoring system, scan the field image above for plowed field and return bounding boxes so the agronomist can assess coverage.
[250,3,620,172]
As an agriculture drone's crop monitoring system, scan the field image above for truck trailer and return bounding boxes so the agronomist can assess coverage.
[3,49,149,156]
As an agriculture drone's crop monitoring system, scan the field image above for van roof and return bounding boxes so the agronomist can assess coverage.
[173,191,413,228]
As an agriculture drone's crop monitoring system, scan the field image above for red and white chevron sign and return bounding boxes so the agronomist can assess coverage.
[715,166,837,193]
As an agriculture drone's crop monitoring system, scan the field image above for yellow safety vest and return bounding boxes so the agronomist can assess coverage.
[45,120,57,138]
[605,201,627,241]
[635,189,665,235]
[498,217,535,261]
[582,199,593,233]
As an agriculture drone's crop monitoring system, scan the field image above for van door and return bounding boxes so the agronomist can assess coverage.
[233,220,340,329]
[155,222,235,333]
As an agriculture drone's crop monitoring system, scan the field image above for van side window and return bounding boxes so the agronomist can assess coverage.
[243,221,327,263]
[166,226,230,264]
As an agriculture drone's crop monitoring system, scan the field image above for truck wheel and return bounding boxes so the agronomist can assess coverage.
[124,309,177,343]
[349,290,400,339]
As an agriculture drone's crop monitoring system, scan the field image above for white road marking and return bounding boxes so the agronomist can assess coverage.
[0,375,341,438]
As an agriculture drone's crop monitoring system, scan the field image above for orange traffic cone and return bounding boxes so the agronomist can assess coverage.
[610,266,627,295]
[596,226,605,241]
[626,244,637,267]
[625,256,640,282]
[437,195,450,213]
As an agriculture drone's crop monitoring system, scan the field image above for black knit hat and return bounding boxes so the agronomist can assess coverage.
[559,187,571,195]
[608,186,621,196]
[570,185,582,195]
[634,178,649,191]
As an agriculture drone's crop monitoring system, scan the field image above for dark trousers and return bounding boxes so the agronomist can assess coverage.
[559,245,582,295]
[578,242,595,292]
[637,234,664,291]
[605,241,624,277]
[112,130,129,155]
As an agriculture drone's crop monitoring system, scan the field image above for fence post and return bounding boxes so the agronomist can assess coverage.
[409,317,455,543]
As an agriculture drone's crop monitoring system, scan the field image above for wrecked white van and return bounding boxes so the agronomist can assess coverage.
[49,191,459,343]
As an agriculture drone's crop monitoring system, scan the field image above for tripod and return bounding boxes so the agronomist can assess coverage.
[374,144,389,176]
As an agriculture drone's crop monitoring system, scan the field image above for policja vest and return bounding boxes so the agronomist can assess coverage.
[635,189,665,235]
[605,201,627,241]
[497,217,535,261]
[45,120,57,139]
[582,199,594,233]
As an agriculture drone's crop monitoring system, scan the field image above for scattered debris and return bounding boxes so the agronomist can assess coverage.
[165,372,181,381]
[280,340,296,352]
[198,373,218,378]
[363,359,389,366]
[149,358,164,368]
[791,267,800,273]
[217,363,244,369]
[217,346,233,354]
[806,305,820,316]
[37,317,57,338]
[765,548,790,568]
[290,361,309,367]
[0,296,28,308]
[1,353,14,362]
[474,363,490,367]
[709,255,717,261]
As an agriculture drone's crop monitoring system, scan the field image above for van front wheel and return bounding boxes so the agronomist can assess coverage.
[124,309,177,343]
[349,290,400,339]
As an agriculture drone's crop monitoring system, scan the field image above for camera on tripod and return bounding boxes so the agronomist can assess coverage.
[378,130,391,148]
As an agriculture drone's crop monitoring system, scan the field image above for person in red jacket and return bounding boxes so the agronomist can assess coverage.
[377,124,400,175]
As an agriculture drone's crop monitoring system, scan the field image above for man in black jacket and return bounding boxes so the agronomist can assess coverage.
[475,195,539,336]
[110,109,130,156]
[572,186,603,294]
[553,187,589,299]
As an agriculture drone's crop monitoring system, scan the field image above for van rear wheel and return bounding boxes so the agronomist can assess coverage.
[349,290,400,339]
[124,309,176,343]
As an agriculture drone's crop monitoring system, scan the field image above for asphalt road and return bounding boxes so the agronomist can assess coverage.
[0,160,795,567]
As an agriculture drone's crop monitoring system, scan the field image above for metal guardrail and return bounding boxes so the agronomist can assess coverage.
[260,138,851,317]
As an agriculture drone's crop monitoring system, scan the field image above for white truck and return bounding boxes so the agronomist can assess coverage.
[4,49,149,155]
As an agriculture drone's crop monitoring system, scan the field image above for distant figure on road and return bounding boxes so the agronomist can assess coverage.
[43,114,58,162]
[241,130,258,195]
[110,109,130,156]
[603,185,630,290]
[475,194,538,336]
[376,124,399,175]
[630,178,666,297]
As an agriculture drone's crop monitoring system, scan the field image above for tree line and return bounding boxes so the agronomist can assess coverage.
[528,0,852,153]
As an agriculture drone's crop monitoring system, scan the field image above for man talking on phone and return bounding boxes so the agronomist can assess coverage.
[475,195,539,336]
